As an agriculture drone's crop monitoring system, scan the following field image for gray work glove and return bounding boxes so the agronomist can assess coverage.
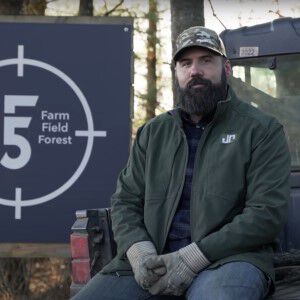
[126,241,167,290]
[147,243,210,296]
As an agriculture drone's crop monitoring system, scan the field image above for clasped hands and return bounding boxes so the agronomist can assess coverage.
[126,241,210,296]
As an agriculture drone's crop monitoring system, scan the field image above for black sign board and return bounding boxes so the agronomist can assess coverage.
[0,16,133,243]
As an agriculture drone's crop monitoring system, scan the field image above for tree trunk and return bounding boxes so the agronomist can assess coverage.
[0,0,23,15]
[79,0,94,16]
[22,0,47,15]
[170,0,204,107]
[145,0,158,121]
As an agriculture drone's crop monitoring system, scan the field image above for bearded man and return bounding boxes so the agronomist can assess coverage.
[73,26,290,300]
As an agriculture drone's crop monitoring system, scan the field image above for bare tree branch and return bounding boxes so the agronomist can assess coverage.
[208,0,227,30]
[268,9,285,18]
[103,0,108,12]
[104,0,124,16]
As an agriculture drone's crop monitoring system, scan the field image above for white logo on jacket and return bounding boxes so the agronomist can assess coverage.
[222,134,236,144]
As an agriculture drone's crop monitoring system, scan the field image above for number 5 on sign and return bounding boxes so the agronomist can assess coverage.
[1,95,38,170]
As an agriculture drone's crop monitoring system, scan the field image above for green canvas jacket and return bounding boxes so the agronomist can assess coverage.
[102,87,290,288]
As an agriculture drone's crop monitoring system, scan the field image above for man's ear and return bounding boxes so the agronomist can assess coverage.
[224,60,232,78]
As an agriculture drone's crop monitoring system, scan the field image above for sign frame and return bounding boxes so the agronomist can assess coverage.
[0,15,134,257]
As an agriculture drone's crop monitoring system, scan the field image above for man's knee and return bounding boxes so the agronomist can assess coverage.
[71,274,145,300]
[186,262,270,300]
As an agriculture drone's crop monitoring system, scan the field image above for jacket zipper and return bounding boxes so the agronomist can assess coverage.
[161,128,189,252]
[188,95,232,239]
[190,118,217,241]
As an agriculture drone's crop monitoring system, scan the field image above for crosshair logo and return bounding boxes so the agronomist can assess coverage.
[0,45,107,219]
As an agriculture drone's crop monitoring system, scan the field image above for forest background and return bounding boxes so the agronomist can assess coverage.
[0,0,299,299]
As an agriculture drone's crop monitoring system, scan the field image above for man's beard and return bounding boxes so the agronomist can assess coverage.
[177,69,228,117]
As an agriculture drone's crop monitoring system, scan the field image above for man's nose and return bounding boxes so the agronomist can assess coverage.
[190,61,203,77]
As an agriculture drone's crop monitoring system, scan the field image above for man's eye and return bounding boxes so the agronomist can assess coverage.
[181,61,190,67]
[203,57,213,63]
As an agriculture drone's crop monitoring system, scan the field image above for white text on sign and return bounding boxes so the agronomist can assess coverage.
[38,110,72,145]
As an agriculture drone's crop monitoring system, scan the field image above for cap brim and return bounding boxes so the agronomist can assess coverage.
[173,44,225,62]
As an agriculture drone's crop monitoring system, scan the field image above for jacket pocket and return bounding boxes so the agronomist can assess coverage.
[193,192,244,240]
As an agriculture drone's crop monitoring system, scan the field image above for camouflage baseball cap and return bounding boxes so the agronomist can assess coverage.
[173,26,227,62]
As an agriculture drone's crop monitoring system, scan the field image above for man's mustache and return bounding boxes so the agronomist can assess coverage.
[186,76,212,89]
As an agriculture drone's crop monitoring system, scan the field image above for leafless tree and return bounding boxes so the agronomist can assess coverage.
[79,0,93,16]
[145,0,158,120]
[0,0,23,15]
[22,0,48,15]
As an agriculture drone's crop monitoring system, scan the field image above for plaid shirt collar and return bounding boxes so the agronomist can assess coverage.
[180,108,215,127]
